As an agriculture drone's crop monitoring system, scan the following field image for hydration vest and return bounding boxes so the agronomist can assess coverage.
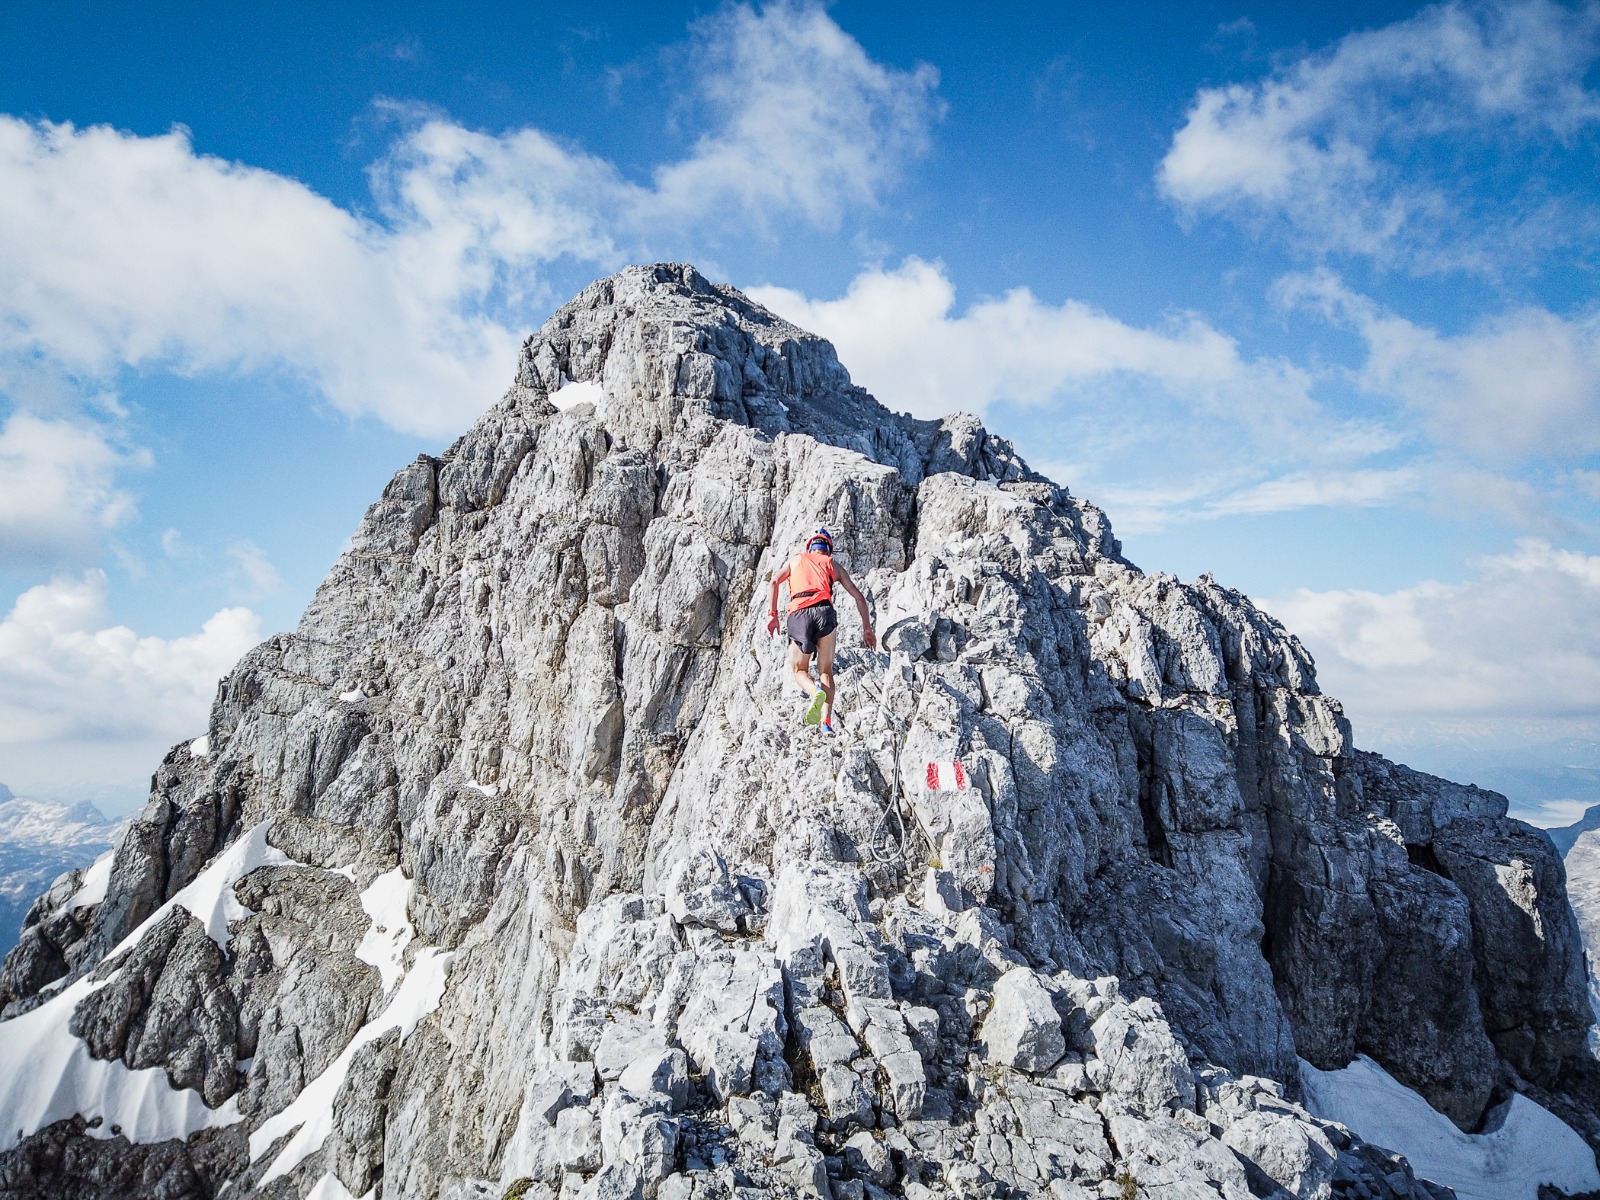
[787,551,837,615]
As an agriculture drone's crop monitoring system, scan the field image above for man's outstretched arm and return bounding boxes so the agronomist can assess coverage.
[834,565,878,650]
[766,562,791,636]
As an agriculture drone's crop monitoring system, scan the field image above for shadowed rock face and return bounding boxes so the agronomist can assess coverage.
[0,263,1592,1200]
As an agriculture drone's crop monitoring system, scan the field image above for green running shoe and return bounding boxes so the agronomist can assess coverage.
[804,687,827,725]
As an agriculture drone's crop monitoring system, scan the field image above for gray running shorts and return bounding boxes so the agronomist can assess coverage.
[786,603,837,655]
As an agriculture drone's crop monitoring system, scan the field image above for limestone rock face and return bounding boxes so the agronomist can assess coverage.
[0,263,1594,1200]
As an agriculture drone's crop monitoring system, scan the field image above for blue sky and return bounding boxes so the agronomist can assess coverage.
[1,1,1597,821]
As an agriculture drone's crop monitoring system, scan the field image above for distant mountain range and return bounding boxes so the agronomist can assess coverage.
[0,783,122,957]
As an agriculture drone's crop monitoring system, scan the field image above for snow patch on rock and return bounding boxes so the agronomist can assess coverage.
[304,1171,373,1200]
[550,378,603,410]
[355,867,416,994]
[1300,1054,1600,1200]
[0,824,288,1149]
[129,820,290,951]
[66,848,115,910]
[0,975,241,1151]
[249,947,455,1184]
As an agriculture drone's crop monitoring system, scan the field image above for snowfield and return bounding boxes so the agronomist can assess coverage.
[1300,1054,1600,1200]
[0,823,288,1149]
[0,817,453,1187]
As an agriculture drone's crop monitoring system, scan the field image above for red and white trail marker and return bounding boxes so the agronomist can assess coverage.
[924,760,968,791]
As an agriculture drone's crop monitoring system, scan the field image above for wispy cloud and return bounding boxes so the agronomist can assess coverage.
[160,528,191,559]
[1205,468,1420,516]
[0,412,146,565]
[1279,269,1600,465]
[225,540,283,602]
[1159,0,1600,271]
[652,2,941,229]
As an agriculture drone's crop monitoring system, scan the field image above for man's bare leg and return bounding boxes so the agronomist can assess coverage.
[816,631,837,726]
[788,641,816,697]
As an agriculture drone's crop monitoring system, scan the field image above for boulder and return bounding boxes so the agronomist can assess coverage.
[982,968,1065,1073]
[1090,998,1196,1116]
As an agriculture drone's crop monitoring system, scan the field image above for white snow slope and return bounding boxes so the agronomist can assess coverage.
[0,812,459,1187]
[1300,1054,1600,1200]
[0,823,290,1150]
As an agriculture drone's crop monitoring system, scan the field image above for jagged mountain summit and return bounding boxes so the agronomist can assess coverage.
[1,264,1597,1200]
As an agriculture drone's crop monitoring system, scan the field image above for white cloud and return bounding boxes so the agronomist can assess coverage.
[1206,467,1421,516]
[1264,538,1600,725]
[1159,0,1600,267]
[0,116,525,439]
[1280,270,1600,464]
[1267,542,1600,819]
[751,257,1321,421]
[0,413,145,564]
[0,571,260,746]
[651,2,941,228]
[751,258,1396,529]
[1365,307,1600,462]
[226,541,283,601]
[0,3,939,440]
[160,528,191,559]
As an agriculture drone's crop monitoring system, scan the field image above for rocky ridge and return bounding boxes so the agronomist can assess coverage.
[0,264,1595,1200]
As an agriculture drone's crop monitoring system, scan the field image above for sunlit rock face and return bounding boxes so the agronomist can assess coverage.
[0,263,1593,1200]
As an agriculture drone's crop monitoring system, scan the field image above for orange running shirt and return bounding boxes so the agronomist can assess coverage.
[786,551,837,614]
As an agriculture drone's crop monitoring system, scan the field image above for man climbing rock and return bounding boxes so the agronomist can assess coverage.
[766,527,877,734]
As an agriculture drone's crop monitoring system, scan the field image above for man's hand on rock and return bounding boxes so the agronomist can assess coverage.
[766,612,780,637]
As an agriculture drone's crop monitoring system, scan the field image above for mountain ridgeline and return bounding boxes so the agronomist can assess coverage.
[0,264,1595,1200]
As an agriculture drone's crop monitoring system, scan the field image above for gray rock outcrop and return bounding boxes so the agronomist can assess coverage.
[0,263,1593,1200]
